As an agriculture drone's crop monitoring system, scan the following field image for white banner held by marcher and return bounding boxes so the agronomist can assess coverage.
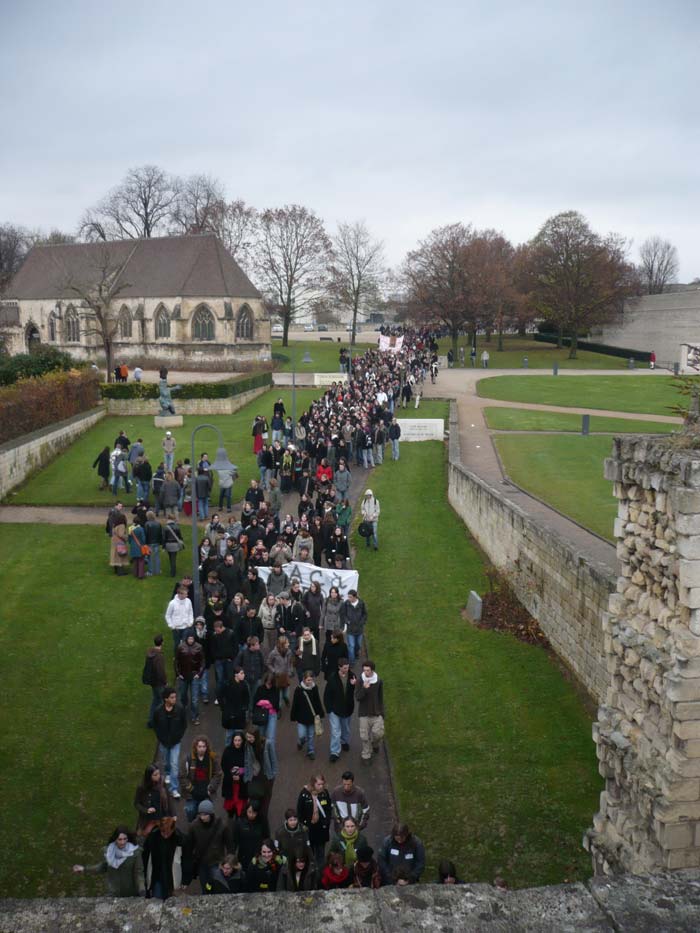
[396,419,444,441]
[378,334,404,353]
[258,561,359,598]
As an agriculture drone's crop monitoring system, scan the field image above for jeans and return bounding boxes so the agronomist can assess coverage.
[361,448,374,469]
[137,480,150,501]
[214,660,231,695]
[346,632,363,663]
[297,722,316,756]
[148,686,161,727]
[185,797,206,822]
[172,628,187,652]
[164,453,174,471]
[364,520,378,549]
[147,544,161,575]
[391,439,400,460]
[263,710,278,746]
[218,487,232,510]
[272,429,282,443]
[178,677,201,720]
[158,742,181,793]
[345,441,353,462]
[197,497,209,520]
[329,712,351,756]
[259,465,268,489]
[112,473,131,495]
[373,444,383,465]
[199,669,209,702]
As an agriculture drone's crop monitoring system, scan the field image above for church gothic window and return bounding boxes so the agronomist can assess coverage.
[48,313,57,342]
[192,305,215,341]
[118,307,132,339]
[64,307,80,343]
[155,307,171,339]
[236,304,253,340]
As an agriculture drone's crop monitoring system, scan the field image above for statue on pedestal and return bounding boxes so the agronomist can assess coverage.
[158,367,182,415]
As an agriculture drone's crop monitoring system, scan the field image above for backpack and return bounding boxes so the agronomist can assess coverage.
[142,654,156,686]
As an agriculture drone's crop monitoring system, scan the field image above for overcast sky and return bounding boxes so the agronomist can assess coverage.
[2,0,698,279]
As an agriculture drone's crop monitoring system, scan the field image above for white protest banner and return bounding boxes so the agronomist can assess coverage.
[378,334,404,353]
[257,561,359,598]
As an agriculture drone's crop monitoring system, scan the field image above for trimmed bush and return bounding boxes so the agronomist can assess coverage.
[533,333,651,362]
[99,370,272,400]
[0,346,80,386]
[0,370,100,445]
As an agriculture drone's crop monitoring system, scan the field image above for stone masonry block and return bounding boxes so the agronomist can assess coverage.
[666,847,700,868]
[679,585,700,609]
[679,560,700,590]
[656,820,695,849]
[667,749,700,778]
[676,513,700,536]
[672,487,700,514]
[667,677,700,702]
[674,721,700,740]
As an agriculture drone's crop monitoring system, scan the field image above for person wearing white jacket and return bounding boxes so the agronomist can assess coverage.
[165,587,194,651]
[360,490,380,551]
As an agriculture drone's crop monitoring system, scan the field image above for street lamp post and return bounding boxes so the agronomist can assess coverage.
[190,424,236,617]
[292,350,313,434]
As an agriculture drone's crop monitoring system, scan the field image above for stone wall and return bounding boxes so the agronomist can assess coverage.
[2,872,700,931]
[103,384,269,416]
[586,436,700,874]
[446,404,614,703]
[0,407,105,499]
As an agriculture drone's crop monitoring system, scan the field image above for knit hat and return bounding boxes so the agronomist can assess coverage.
[364,489,373,496]
[356,845,374,861]
[278,591,290,601]
[198,800,215,815]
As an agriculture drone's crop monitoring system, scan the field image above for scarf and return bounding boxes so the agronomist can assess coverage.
[362,671,378,686]
[105,841,138,870]
[300,634,317,657]
[340,828,359,867]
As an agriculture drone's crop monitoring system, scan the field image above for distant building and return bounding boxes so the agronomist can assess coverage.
[591,286,700,367]
[0,234,271,366]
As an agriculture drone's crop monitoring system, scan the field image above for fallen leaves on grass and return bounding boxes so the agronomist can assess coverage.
[470,569,550,648]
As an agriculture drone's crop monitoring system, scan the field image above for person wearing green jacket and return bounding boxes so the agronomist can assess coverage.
[72,826,144,896]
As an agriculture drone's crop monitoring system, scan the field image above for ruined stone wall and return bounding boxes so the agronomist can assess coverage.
[446,406,613,703]
[587,436,700,873]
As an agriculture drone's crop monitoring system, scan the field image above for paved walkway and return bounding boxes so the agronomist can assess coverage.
[422,368,676,572]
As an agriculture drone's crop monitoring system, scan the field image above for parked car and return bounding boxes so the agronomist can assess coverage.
[303,323,314,332]
[272,324,283,335]
[317,324,329,331]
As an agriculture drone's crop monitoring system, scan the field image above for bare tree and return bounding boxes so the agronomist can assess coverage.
[252,205,332,346]
[329,221,386,345]
[169,174,225,235]
[0,223,32,293]
[638,236,679,294]
[79,165,178,241]
[63,247,131,381]
[523,210,634,358]
[207,198,257,270]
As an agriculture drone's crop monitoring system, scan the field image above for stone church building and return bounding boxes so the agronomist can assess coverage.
[0,234,271,367]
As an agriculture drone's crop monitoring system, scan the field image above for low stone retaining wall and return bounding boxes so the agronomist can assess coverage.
[103,385,269,416]
[1,872,699,931]
[447,403,614,703]
[0,407,105,500]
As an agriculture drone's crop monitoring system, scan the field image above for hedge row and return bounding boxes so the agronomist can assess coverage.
[533,333,651,362]
[0,346,81,386]
[0,370,100,445]
[99,370,272,400]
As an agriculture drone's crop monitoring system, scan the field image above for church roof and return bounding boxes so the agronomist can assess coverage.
[4,234,261,301]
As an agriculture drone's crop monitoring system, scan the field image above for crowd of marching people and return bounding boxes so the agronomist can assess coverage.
[79,331,464,897]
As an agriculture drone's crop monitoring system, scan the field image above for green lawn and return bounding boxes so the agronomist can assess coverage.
[484,407,678,434]
[478,374,682,416]
[8,390,446,508]
[0,522,194,897]
[494,434,616,540]
[354,443,601,887]
[437,335,633,369]
[273,339,374,371]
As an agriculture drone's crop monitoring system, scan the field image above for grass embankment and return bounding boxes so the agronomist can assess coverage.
[436,336,630,369]
[8,390,445,508]
[484,407,678,434]
[478,375,681,416]
[272,339,373,371]
[494,435,616,541]
[354,443,601,887]
[0,522,193,897]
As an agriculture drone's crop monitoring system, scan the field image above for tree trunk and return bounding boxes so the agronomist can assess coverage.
[351,299,358,346]
[557,324,563,349]
[451,329,458,355]
[518,323,526,337]
[486,330,492,343]
[568,332,578,359]
[497,325,504,352]
[105,338,114,383]
[282,309,290,348]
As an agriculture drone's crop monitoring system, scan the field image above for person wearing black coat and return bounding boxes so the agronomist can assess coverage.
[230,801,270,871]
[142,817,186,900]
[219,668,250,744]
[93,447,110,489]
[153,688,187,798]
[290,673,325,760]
[296,774,332,869]
[205,855,247,894]
[241,568,267,612]
[324,660,357,763]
